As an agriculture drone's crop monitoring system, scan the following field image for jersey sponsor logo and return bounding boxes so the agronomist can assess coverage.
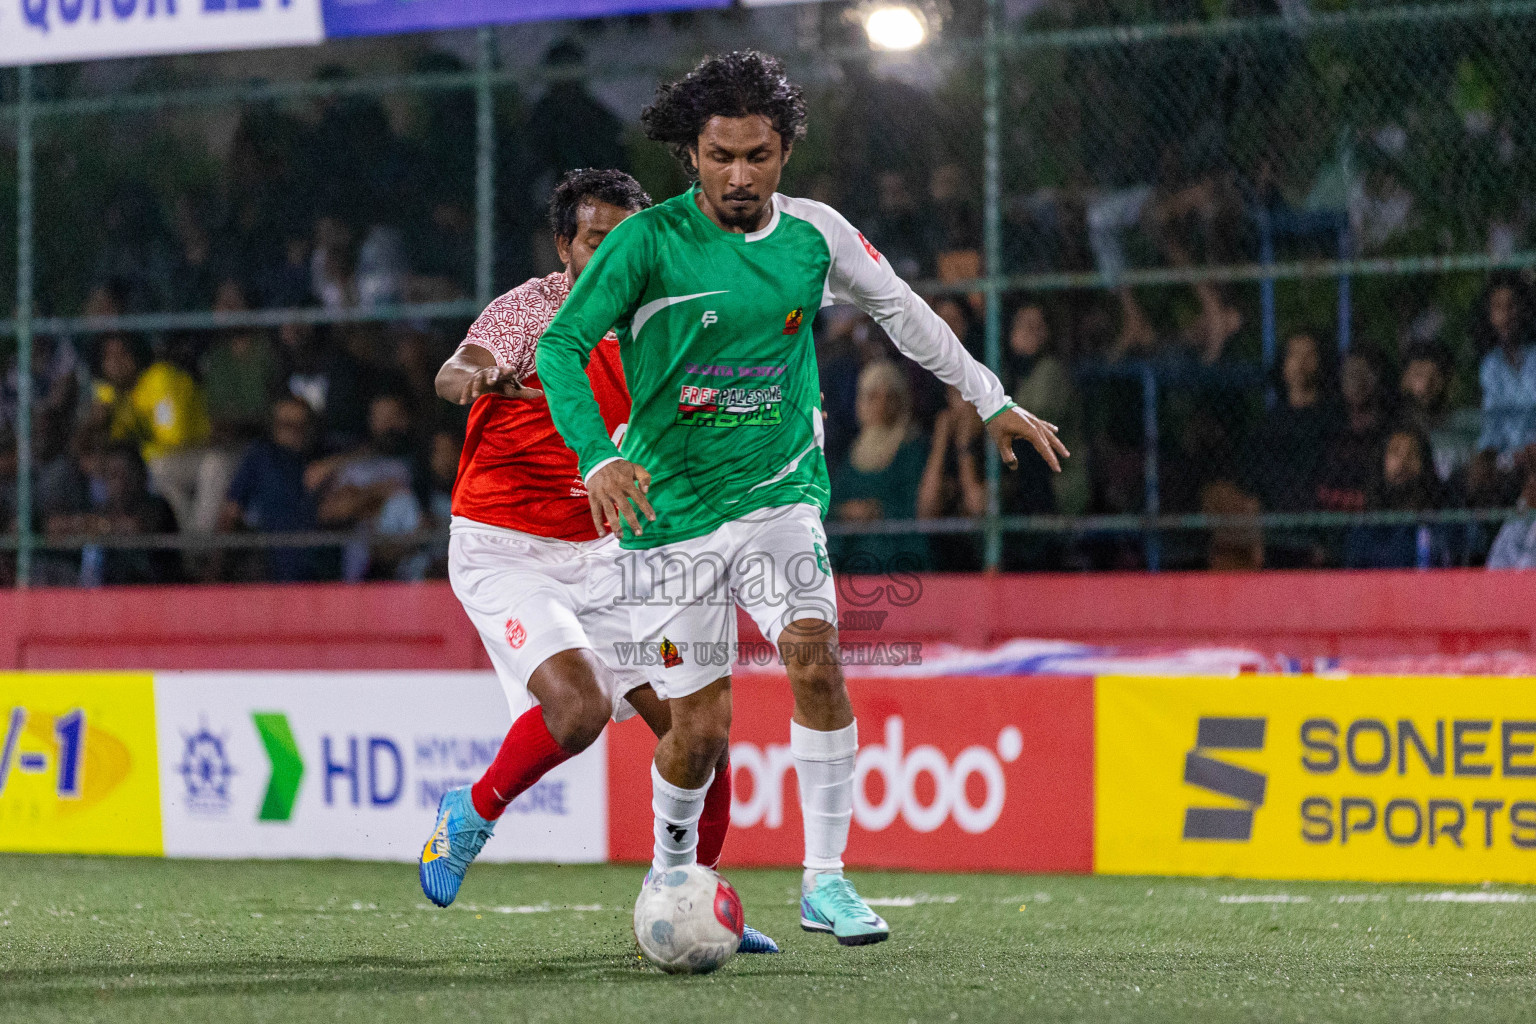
[782,307,804,335]
[701,310,719,328]
[857,232,882,263]
[505,618,527,650]
[675,384,784,428]
[659,637,684,669]
[630,290,728,340]
[682,363,786,379]
[684,363,737,377]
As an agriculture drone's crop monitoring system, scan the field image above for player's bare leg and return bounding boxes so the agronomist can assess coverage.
[780,618,889,946]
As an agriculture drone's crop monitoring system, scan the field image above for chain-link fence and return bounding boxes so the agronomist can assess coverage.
[3,1,1536,587]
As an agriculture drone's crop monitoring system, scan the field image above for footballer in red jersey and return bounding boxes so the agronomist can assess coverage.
[416,169,777,953]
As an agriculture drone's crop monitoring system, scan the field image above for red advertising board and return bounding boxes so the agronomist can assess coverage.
[607,673,1094,872]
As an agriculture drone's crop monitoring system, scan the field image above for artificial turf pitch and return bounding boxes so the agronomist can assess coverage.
[3,856,1536,1023]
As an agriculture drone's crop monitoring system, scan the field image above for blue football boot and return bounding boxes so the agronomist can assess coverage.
[419,786,496,907]
[738,924,781,954]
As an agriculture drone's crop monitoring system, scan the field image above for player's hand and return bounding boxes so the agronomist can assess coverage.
[459,366,545,406]
[587,459,657,538]
[986,405,1069,473]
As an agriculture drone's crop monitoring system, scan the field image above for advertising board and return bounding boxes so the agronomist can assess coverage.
[1,0,324,67]
[153,672,607,863]
[607,673,1095,872]
[0,672,162,855]
[1097,675,1536,884]
[320,0,728,38]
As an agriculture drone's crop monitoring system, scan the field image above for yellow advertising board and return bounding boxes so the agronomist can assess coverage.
[1096,675,1536,884]
[0,673,163,855]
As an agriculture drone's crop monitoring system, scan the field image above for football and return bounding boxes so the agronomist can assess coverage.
[633,864,746,974]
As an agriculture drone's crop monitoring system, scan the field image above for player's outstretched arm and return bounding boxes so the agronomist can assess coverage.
[435,343,545,406]
[806,199,1070,472]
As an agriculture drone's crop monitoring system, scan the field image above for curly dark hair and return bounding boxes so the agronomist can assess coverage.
[547,169,652,242]
[640,51,808,175]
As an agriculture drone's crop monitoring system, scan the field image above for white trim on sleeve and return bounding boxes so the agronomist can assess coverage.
[583,456,623,485]
[776,194,1011,421]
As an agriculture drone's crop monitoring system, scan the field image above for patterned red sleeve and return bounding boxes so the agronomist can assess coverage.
[461,279,552,381]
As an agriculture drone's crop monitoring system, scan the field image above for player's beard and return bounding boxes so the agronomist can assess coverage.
[717,191,768,231]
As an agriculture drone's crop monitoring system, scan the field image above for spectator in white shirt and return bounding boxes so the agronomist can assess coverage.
[1487,445,1536,570]
[1473,277,1536,464]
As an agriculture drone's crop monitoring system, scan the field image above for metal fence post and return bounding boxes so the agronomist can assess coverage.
[474,27,495,309]
[1337,224,1352,356]
[14,66,35,588]
[1142,364,1161,572]
[1258,208,1276,377]
[982,0,1003,571]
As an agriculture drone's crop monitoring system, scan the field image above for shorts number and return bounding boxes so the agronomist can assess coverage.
[813,542,831,577]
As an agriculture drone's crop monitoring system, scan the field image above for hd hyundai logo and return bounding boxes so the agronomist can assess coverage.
[1183,716,1268,841]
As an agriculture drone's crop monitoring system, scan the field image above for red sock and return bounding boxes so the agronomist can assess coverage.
[470,706,575,821]
[696,759,732,869]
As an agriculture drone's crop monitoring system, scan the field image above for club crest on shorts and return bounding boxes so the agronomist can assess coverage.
[659,636,684,669]
[782,307,804,335]
[505,618,527,649]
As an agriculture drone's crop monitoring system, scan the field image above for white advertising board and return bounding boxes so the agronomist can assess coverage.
[1,0,324,68]
[153,672,607,863]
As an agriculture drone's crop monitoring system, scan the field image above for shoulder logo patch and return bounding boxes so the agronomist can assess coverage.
[857,232,882,263]
[782,307,804,335]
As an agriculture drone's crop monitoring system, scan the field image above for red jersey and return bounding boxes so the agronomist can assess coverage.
[452,272,630,540]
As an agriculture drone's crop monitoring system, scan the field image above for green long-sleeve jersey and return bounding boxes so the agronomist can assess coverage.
[536,186,1013,549]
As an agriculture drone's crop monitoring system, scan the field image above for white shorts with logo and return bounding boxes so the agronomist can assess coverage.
[448,517,646,722]
[620,503,839,701]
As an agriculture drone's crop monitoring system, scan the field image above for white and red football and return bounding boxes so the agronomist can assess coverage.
[633,864,745,974]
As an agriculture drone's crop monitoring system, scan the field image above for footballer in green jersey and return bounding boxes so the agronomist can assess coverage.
[537,52,1067,948]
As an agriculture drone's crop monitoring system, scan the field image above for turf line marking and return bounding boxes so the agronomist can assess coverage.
[1407,892,1529,903]
[864,895,960,907]
[1219,895,1311,904]
[416,902,606,914]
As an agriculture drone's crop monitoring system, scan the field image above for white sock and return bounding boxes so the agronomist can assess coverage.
[651,762,712,875]
[791,719,857,890]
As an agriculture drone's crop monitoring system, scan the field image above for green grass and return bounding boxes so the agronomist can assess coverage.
[3,857,1536,1023]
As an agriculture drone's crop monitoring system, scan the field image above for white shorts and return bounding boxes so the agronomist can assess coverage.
[619,503,839,701]
[448,517,647,723]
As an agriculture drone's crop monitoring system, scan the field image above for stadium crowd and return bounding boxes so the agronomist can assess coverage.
[4,26,1536,585]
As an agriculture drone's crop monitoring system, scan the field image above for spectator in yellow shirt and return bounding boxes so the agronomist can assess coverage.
[91,331,234,536]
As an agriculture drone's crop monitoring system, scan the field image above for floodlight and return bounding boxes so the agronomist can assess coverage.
[864,4,928,51]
